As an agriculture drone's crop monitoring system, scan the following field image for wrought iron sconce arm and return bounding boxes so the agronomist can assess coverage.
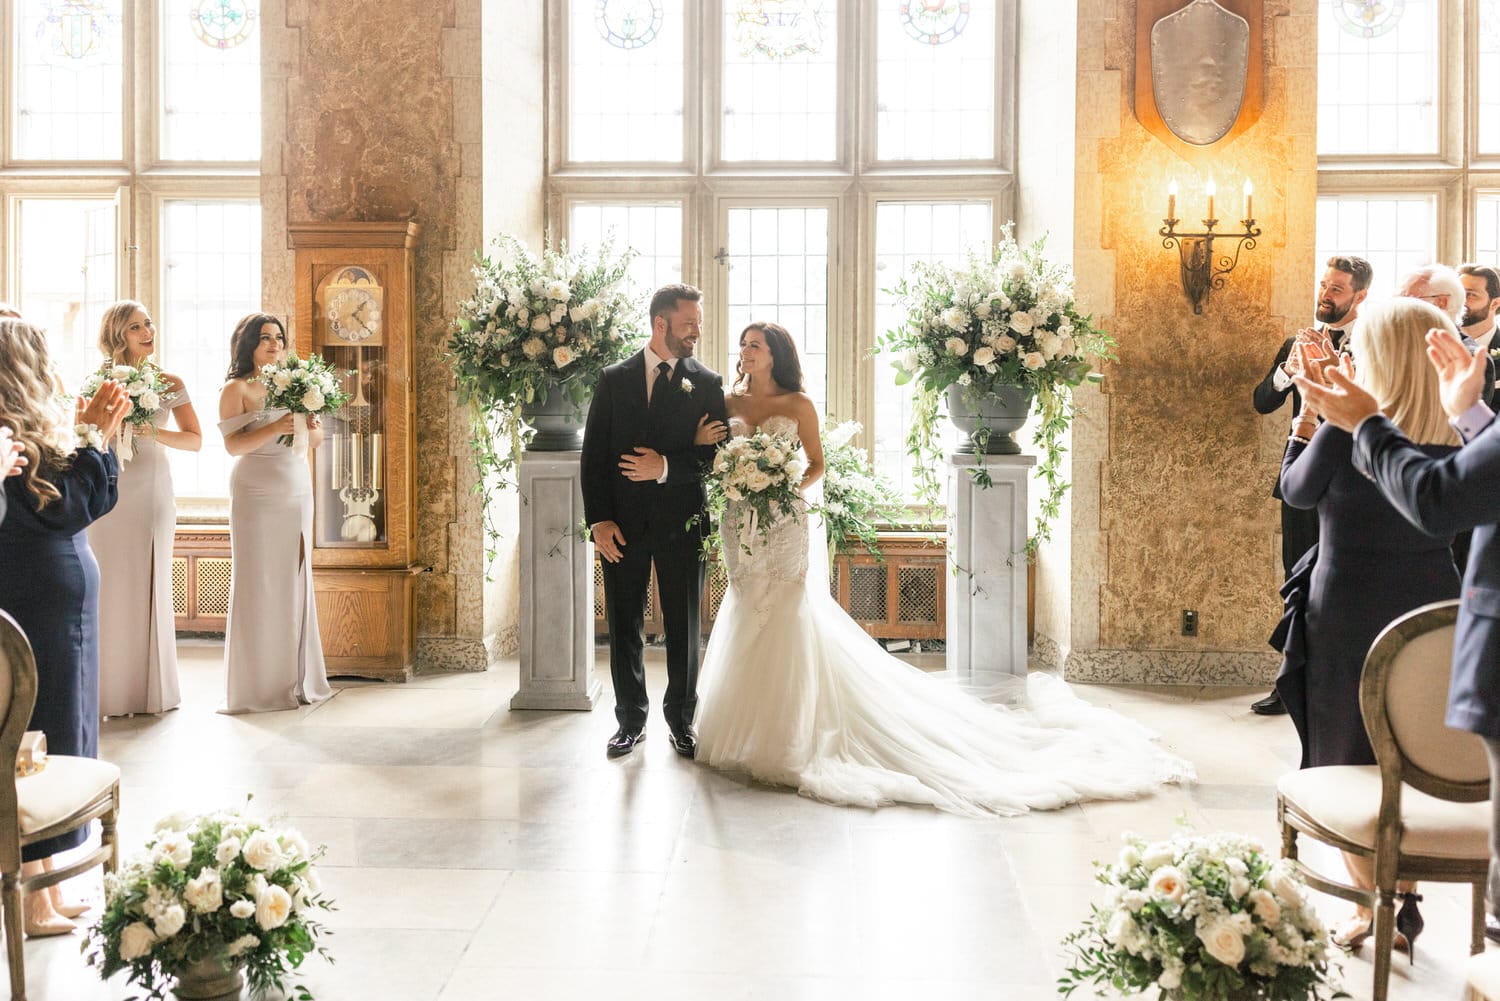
[1159,216,1261,315]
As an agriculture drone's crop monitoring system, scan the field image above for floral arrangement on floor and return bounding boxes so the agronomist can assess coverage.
[84,805,335,1001]
[80,362,177,461]
[1059,829,1344,1001]
[875,227,1115,553]
[703,428,807,553]
[446,233,643,549]
[818,420,906,558]
[259,353,352,447]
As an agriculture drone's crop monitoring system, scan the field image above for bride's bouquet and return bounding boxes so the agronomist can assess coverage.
[259,353,352,447]
[80,362,176,460]
[703,429,807,549]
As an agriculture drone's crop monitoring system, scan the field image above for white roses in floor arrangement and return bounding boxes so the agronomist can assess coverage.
[85,805,334,1001]
[259,352,352,447]
[1059,829,1343,1001]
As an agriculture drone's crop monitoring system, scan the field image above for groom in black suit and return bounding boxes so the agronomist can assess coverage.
[581,284,729,759]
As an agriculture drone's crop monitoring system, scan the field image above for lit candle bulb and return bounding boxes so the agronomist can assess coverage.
[1167,179,1177,220]
[1243,178,1254,220]
[1205,178,1216,221]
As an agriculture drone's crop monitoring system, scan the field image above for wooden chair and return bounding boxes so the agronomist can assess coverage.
[0,610,121,1001]
[1277,599,1491,1001]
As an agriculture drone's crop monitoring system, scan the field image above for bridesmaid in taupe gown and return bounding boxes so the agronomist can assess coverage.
[217,313,331,713]
[89,300,202,716]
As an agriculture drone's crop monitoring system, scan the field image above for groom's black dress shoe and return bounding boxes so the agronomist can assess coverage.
[669,728,698,759]
[1250,691,1287,716]
[606,727,645,758]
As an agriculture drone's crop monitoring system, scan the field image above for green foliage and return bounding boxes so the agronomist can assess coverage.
[817,421,907,558]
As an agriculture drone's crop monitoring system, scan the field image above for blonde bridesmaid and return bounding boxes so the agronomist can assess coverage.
[89,301,201,716]
[217,313,331,713]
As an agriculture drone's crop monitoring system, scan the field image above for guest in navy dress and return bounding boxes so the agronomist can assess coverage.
[1275,297,1461,951]
[0,318,128,936]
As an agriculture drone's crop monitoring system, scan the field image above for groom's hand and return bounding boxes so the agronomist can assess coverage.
[591,520,626,562]
[619,447,665,482]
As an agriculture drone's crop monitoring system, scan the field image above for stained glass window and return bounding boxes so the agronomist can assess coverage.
[568,202,684,302]
[721,0,838,162]
[159,199,261,499]
[15,198,119,389]
[569,0,684,162]
[877,0,996,161]
[872,201,992,500]
[162,0,261,161]
[1317,0,1437,156]
[1314,194,1436,299]
[725,206,830,413]
[14,0,126,160]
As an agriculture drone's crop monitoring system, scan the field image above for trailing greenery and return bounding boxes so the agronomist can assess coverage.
[876,227,1116,554]
[818,420,907,558]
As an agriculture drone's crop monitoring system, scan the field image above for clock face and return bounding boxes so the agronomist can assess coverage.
[327,286,381,343]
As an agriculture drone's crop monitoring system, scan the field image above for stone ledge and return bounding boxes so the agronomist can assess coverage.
[415,636,490,675]
[1062,648,1280,686]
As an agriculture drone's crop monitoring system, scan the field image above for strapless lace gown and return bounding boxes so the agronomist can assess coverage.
[694,415,1193,816]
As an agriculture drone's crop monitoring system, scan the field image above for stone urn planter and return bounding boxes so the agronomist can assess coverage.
[170,955,245,1000]
[946,383,1034,454]
[521,383,589,451]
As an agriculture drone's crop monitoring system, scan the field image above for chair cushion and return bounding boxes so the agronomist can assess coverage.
[16,755,119,836]
[1278,765,1491,859]
[1467,950,1500,1000]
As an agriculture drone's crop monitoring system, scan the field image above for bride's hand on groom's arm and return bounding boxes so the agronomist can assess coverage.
[694,414,728,447]
[591,520,626,562]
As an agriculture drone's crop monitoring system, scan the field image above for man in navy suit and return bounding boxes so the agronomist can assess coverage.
[581,284,729,760]
[1295,327,1500,936]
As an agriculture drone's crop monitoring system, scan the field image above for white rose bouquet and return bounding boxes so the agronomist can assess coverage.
[258,352,352,447]
[1060,829,1343,1001]
[703,429,806,550]
[84,805,334,1000]
[79,362,176,461]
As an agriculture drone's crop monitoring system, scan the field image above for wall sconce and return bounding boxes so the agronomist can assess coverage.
[1160,178,1261,315]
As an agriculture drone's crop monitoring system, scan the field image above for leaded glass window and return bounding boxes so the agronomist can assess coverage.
[568,202,684,300]
[14,0,126,160]
[1316,0,1438,156]
[15,197,119,387]
[876,0,996,161]
[568,0,685,162]
[161,0,261,161]
[1314,194,1437,299]
[720,0,839,162]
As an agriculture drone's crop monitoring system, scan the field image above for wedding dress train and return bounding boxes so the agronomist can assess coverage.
[694,415,1193,817]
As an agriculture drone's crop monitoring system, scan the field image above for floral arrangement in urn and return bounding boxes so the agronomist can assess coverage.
[85,805,334,1000]
[447,234,643,548]
[1059,829,1344,1001]
[876,227,1115,551]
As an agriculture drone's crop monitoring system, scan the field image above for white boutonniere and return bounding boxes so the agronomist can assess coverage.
[1489,346,1500,362]
[679,378,694,394]
[74,423,104,451]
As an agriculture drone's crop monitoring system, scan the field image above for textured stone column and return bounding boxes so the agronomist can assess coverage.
[946,453,1036,679]
[513,452,599,710]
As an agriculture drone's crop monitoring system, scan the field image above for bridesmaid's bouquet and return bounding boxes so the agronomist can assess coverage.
[258,353,352,446]
[80,362,176,460]
[703,429,807,549]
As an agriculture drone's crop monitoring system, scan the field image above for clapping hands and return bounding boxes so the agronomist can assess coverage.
[76,380,131,442]
[0,427,25,479]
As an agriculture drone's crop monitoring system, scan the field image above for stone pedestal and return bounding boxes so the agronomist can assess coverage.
[946,452,1037,680]
[514,452,600,710]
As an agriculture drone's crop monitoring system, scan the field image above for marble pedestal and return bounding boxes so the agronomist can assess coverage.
[946,452,1036,680]
[514,451,600,710]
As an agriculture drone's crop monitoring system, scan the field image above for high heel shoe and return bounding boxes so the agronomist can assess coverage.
[1395,892,1425,965]
[1332,914,1373,952]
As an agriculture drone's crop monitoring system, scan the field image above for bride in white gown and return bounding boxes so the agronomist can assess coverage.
[694,322,1193,817]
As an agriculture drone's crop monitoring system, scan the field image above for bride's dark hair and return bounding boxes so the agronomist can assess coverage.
[735,322,804,394]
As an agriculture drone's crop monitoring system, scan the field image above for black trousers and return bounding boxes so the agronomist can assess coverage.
[600,523,705,734]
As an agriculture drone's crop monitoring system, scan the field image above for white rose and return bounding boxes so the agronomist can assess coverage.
[1199,918,1247,967]
[746,470,772,492]
[272,371,293,391]
[156,833,192,868]
[138,390,161,412]
[1268,868,1301,903]
[154,904,186,938]
[118,922,156,961]
[973,301,992,319]
[516,307,529,324]
[1104,910,1140,953]
[553,346,576,369]
[996,334,1017,353]
[957,372,972,386]
[944,336,969,356]
[522,337,547,360]
[230,898,257,919]
[1248,888,1280,925]
[226,933,261,958]
[255,884,293,930]
[901,348,922,372]
[1039,334,1063,359]
[1008,311,1034,335]
[216,837,242,866]
[1022,352,1045,370]
[940,306,969,330]
[546,279,569,301]
[184,868,224,914]
[972,347,996,367]
[1147,865,1188,903]
[154,811,192,833]
[1158,966,1182,989]
[300,387,325,412]
[242,830,283,871]
[1121,890,1148,913]
[1117,844,1140,869]
[530,314,552,333]
[724,485,743,501]
[784,458,806,480]
[550,305,566,325]
[111,365,134,381]
[127,379,147,395]
[763,446,786,466]
[1229,875,1252,900]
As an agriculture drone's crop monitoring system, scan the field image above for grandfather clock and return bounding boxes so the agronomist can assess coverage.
[288,221,421,681]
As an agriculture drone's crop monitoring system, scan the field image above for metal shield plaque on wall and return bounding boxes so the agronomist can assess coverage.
[1149,0,1250,147]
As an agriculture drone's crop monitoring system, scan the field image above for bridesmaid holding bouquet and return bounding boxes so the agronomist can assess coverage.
[218,313,331,713]
[88,301,202,717]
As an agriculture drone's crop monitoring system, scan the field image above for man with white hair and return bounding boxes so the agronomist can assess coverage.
[1397,264,1494,405]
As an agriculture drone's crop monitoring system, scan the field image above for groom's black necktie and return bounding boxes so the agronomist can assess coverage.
[649,360,671,410]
